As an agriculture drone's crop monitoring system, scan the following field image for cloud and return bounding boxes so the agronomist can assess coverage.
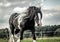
[42,8,60,26]
[0,2,11,7]
[43,5,60,11]
[12,7,27,13]
[50,6,60,11]
[0,0,44,7]
[0,14,10,29]
[0,2,3,6]
[4,2,11,7]
[8,0,43,7]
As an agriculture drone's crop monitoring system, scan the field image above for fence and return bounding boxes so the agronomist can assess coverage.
[23,31,60,38]
[0,29,60,38]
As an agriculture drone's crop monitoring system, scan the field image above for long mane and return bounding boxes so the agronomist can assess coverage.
[27,6,42,21]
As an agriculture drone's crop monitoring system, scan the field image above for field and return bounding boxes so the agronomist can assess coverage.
[0,37,60,42]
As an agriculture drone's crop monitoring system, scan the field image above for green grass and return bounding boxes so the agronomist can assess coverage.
[0,39,8,42]
[0,37,60,42]
[22,38,60,42]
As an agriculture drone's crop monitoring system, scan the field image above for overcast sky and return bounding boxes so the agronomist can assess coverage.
[0,0,60,29]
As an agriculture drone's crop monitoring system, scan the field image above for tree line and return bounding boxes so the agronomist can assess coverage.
[0,25,60,38]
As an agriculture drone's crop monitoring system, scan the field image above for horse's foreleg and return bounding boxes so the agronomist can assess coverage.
[14,32,20,42]
[32,30,36,42]
[16,30,23,42]
[9,34,15,42]
[20,30,24,42]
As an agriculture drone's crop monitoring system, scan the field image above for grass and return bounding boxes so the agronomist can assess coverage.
[0,39,8,42]
[0,37,60,42]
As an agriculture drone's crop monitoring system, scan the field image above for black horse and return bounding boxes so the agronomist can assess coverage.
[9,6,42,42]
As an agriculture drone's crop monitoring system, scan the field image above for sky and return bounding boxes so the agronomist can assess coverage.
[0,0,60,29]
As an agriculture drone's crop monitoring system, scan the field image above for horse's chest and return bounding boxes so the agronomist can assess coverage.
[18,14,26,28]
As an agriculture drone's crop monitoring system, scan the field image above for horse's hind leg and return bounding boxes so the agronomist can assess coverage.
[31,29,36,42]
[9,24,15,42]
[15,29,20,42]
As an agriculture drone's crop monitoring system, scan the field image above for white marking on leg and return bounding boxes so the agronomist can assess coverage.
[9,34,15,42]
[16,38,20,42]
[14,33,20,42]
[33,40,36,42]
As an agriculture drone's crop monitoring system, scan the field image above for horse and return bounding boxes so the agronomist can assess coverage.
[9,6,42,42]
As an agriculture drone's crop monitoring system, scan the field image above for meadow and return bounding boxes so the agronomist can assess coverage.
[0,37,60,42]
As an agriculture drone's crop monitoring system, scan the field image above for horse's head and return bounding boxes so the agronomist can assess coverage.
[27,6,42,26]
[35,7,42,27]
